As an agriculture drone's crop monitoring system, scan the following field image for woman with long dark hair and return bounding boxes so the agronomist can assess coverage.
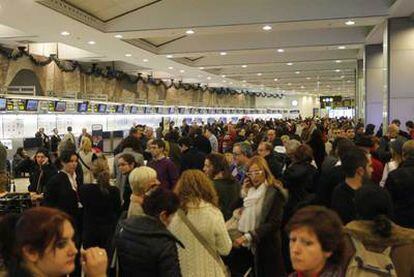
[80,155,121,252]
[0,207,107,277]
[307,129,326,171]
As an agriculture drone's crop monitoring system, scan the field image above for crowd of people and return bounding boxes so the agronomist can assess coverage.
[1,116,414,277]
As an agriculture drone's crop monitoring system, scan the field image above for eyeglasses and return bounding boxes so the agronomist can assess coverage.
[246,170,263,177]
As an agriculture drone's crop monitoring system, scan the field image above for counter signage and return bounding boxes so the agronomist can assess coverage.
[0,98,6,111]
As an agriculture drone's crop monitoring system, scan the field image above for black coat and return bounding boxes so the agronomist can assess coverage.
[28,161,58,193]
[282,162,317,223]
[193,135,212,154]
[316,164,345,207]
[50,134,61,153]
[114,215,183,277]
[385,158,414,228]
[250,186,286,277]
[330,182,359,225]
[180,147,205,172]
[213,178,240,221]
[265,152,285,179]
[80,184,121,250]
[43,171,82,220]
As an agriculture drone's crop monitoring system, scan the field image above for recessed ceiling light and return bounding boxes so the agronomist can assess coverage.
[229,82,233,85]
[301,85,305,89]
[257,73,262,76]
[335,60,342,63]
[288,83,292,86]
[241,65,247,68]
[277,48,285,53]
[199,67,205,70]
[60,31,70,36]
[221,74,226,78]
[345,20,355,26]
[207,76,212,80]
[125,53,132,57]
[220,52,227,56]
[274,78,278,81]
[338,46,346,50]
[341,75,345,79]
[87,41,96,45]
[287,62,293,66]
[186,29,195,35]
[223,80,227,83]
[114,34,123,39]
[262,25,272,31]
[166,54,173,58]
[295,71,300,74]
[306,77,311,80]
[179,69,185,73]
[335,69,341,72]
[168,66,174,70]
[242,80,247,83]
[143,59,149,62]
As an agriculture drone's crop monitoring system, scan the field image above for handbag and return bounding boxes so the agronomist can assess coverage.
[177,209,230,277]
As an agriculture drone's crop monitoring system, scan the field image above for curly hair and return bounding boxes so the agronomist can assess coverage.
[174,170,218,211]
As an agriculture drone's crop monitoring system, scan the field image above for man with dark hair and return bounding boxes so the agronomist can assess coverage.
[204,127,218,153]
[147,139,179,190]
[355,135,384,185]
[385,140,414,228]
[405,120,414,139]
[331,147,373,224]
[344,126,355,141]
[392,119,411,139]
[257,141,284,178]
[177,136,205,172]
[193,127,212,154]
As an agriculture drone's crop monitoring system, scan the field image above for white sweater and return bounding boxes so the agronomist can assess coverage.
[168,201,232,277]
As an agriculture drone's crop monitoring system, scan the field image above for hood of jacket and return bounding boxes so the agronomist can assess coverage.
[345,220,414,248]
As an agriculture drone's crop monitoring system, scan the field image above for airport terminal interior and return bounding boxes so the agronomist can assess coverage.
[1,0,414,276]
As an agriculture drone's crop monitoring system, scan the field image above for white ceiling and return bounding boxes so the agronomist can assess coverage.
[0,0,414,97]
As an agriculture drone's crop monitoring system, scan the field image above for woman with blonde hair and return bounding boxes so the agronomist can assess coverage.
[229,156,287,277]
[168,169,232,277]
[78,136,95,184]
[127,166,160,217]
[79,155,121,252]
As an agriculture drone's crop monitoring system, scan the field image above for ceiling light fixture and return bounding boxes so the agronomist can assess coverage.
[114,34,123,39]
[295,71,300,74]
[230,82,233,85]
[221,74,226,78]
[220,52,227,56]
[60,31,70,36]
[168,66,174,70]
[207,76,212,80]
[335,69,341,72]
[166,54,173,58]
[125,53,132,57]
[338,46,346,50]
[186,29,195,35]
[223,80,227,83]
[242,84,246,87]
[287,62,293,66]
[277,48,285,53]
[274,78,278,81]
[87,41,96,45]
[335,60,342,63]
[257,73,262,76]
[199,67,205,70]
[262,25,272,31]
[288,83,292,86]
[241,65,247,68]
[179,69,185,73]
[143,59,149,62]
[306,77,311,80]
[345,20,355,26]
[242,80,247,83]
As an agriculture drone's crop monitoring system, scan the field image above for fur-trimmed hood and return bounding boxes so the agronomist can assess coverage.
[345,220,414,248]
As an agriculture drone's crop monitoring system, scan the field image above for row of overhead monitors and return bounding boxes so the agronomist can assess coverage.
[0,97,288,115]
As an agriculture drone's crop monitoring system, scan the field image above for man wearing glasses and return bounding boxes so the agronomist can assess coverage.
[231,142,253,183]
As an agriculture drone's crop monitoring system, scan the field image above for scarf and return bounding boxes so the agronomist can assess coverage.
[238,183,267,233]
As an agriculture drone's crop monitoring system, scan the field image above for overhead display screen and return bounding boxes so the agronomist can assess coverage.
[0,98,6,111]
[25,100,39,112]
[78,102,88,112]
[54,101,66,112]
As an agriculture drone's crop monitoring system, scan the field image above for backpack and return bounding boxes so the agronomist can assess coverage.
[346,236,397,277]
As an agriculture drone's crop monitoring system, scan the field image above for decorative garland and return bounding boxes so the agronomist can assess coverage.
[0,46,284,99]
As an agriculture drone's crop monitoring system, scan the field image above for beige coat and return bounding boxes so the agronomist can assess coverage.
[168,201,232,277]
[344,220,414,277]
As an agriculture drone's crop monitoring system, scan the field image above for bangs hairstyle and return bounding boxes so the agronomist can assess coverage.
[174,170,218,211]
[129,166,157,195]
[286,206,345,264]
[246,156,281,188]
[15,207,73,258]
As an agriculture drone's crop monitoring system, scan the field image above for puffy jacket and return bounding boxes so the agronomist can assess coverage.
[114,215,183,277]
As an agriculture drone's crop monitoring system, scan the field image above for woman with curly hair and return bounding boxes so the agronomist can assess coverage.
[168,170,232,277]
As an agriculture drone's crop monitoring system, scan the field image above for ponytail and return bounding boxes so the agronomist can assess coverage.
[373,214,392,238]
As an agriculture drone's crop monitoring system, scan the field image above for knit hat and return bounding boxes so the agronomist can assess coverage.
[355,185,393,220]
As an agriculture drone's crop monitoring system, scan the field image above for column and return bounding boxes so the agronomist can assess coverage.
[364,44,384,129]
[386,17,414,127]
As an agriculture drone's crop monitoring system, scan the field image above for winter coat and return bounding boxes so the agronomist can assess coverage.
[385,158,414,228]
[212,178,240,221]
[180,147,205,172]
[115,215,183,277]
[343,220,414,277]
[28,161,58,193]
[264,152,285,179]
